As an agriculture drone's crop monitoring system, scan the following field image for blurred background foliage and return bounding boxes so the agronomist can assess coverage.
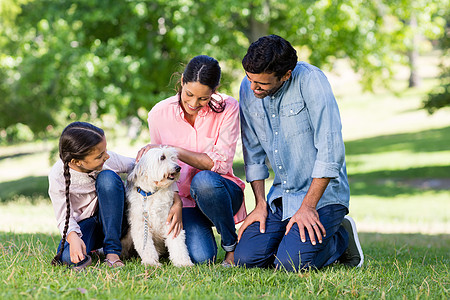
[0,0,449,143]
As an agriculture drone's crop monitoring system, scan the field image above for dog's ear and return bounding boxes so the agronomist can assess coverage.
[127,164,140,183]
[166,147,178,160]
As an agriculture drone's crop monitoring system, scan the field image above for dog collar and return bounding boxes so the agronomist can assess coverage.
[137,187,153,197]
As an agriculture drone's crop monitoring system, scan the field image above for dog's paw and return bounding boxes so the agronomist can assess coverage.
[141,259,162,267]
[172,260,194,267]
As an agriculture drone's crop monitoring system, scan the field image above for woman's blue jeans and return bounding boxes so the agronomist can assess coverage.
[184,170,243,264]
[57,170,128,265]
[234,201,349,271]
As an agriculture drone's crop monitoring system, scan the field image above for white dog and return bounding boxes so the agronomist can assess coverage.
[122,146,193,267]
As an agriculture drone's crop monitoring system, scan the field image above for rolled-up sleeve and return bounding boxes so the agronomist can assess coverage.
[240,81,270,182]
[301,69,345,179]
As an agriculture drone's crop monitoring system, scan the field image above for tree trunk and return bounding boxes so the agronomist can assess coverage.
[246,0,270,43]
[408,14,421,88]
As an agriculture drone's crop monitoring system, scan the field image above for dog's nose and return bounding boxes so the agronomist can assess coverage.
[175,165,181,173]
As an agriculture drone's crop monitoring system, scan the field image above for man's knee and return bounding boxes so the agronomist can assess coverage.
[234,244,257,267]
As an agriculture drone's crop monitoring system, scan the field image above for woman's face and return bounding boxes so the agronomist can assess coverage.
[180,81,213,117]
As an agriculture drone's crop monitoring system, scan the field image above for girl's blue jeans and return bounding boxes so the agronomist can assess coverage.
[184,170,244,264]
[234,200,349,271]
[57,170,128,265]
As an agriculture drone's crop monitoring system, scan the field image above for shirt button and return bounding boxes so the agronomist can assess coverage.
[286,190,289,193]
[283,181,287,184]
[272,114,275,118]
[275,149,278,153]
[290,110,294,113]
[275,132,278,135]
[278,166,282,169]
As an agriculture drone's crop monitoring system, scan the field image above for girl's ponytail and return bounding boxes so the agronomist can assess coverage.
[51,161,72,265]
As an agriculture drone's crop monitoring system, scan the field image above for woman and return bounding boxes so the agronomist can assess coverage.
[137,55,245,265]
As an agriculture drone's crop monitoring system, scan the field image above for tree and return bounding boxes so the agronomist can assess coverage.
[0,0,448,139]
[423,12,450,113]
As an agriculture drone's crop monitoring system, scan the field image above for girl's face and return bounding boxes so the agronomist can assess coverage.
[70,137,110,173]
[180,81,213,117]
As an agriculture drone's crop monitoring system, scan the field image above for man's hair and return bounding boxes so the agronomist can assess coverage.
[242,35,298,79]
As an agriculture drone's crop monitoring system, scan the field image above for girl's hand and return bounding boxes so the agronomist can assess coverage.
[136,144,162,163]
[167,193,183,238]
[67,231,87,264]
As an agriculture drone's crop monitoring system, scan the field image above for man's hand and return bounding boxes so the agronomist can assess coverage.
[67,231,87,264]
[237,203,268,241]
[167,193,183,238]
[285,203,326,245]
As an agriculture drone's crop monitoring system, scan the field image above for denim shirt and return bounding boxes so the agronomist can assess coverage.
[239,62,350,221]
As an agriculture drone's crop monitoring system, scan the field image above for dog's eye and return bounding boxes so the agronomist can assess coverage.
[160,154,166,161]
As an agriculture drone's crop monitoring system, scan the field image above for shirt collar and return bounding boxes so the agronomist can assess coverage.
[270,77,291,99]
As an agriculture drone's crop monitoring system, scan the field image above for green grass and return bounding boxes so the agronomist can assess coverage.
[1,232,448,299]
[1,54,450,298]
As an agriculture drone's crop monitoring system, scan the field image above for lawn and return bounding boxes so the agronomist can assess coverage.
[0,53,449,299]
[0,232,448,299]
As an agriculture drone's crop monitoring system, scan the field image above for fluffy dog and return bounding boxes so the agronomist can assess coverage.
[121,146,193,267]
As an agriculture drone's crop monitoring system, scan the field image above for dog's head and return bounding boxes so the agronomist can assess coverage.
[128,146,180,192]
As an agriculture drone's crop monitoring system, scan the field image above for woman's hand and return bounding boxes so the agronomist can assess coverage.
[66,231,87,264]
[136,144,162,162]
[167,193,183,238]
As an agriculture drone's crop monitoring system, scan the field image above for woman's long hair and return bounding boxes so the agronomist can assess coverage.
[51,122,105,265]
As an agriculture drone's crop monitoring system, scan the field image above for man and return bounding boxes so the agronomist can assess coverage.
[234,35,363,271]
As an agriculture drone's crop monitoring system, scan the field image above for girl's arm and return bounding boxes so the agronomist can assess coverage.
[48,166,82,237]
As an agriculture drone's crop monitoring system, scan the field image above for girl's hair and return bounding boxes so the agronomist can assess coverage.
[51,121,105,265]
[177,55,226,113]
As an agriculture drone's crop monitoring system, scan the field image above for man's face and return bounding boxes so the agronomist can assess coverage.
[245,71,291,99]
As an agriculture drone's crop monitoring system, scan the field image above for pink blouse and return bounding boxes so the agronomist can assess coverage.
[148,93,246,223]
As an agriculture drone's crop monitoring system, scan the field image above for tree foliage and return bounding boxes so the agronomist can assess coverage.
[423,12,450,114]
[0,0,448,139]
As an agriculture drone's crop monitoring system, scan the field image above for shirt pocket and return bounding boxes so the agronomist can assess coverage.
[280,101,311,137]
[250,110,268,142]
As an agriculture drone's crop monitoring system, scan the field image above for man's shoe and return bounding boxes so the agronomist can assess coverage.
[339,216,364,267]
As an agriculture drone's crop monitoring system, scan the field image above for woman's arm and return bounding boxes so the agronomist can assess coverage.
[141,96,239,172]
[137,144,213,170]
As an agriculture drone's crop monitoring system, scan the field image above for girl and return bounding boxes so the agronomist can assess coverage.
[137,55,246,266]
[49,121,183,269]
